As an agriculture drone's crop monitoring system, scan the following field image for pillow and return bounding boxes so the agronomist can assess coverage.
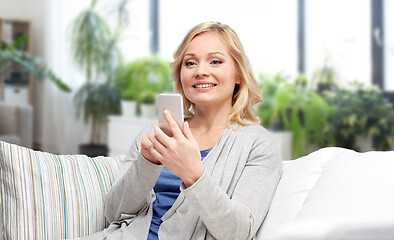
[294,150,394,222]
[257,147,352,239]
[271,150,394,239]
[0,141,123,239]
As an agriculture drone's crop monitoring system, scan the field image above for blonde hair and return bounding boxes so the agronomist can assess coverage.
[170,22,262,126]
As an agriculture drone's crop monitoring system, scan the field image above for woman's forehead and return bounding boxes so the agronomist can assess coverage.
[185,32,230,57]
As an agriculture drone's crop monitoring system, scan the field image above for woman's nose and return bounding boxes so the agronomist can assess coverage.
[194,64,210,77]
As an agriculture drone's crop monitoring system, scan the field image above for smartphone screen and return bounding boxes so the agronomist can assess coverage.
[157,93,184,136]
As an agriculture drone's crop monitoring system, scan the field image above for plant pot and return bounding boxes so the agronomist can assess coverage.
[121,100,137,117]
[271,122,284,131]
[356,136,373,152]
[141,103,156,119]
[270,131,293,160]
[317,83,333,93]
[79,144,108,157]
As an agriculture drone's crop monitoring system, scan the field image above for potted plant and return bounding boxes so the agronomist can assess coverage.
[140,90,156,119]
[115,56,172,118]
[274,75,334,158]
[116,56,172,119]
[258,73,334,159]
[311,55,340,93]
[257,72,288,130]
[257,73,293,160]
[322,83,394,151]
[70,0,128,157]
[115,62,140,117]
[0,34,71,92]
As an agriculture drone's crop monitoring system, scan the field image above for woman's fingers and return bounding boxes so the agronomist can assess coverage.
[141,134,152,149]
[152,126,171,152]
[149,144,164,162]
[141,133,161,164]
[182,121,194,141]
[143,121,202,185]
[163,109,183,139]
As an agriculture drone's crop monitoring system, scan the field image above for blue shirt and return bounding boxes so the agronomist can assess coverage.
[147,148,213,240]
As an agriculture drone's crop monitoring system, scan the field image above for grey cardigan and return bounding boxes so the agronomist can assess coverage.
[96,124,281,240]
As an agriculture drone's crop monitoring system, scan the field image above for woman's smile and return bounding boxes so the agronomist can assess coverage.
[193,81,217,91]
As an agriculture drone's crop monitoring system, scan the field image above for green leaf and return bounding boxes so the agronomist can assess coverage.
[0,48,71,92]
[12,33,29,50]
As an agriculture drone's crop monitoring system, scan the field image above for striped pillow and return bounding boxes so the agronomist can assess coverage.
[0,141,123,239]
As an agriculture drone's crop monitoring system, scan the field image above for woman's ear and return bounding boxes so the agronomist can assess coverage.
[236,75,242,84]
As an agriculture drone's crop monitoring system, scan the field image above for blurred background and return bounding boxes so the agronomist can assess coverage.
[0,0,393,159]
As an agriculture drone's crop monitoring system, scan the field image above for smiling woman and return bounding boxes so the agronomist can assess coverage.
[79,22,282,240]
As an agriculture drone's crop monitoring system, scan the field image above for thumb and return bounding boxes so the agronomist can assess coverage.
[182,121,195,141]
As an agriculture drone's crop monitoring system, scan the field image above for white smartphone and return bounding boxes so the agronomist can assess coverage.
[157,93,184,136]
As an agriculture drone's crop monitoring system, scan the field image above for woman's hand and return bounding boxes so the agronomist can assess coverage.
[141,132,162,165]
[147,109,204,187]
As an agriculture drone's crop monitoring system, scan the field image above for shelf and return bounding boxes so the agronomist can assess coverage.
[0,17,33,105]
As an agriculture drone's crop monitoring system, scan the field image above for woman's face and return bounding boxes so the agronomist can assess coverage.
[180,31,240,109]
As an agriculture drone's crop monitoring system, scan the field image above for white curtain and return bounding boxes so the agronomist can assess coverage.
[40,0,91,154]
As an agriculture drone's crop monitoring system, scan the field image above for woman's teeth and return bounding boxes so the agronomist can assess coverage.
[194,84,215,88]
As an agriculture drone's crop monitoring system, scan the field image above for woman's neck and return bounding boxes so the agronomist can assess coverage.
[187,105,231,150]
[188,104,231,132]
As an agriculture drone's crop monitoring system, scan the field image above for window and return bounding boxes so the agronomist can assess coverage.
[158,0,298,77]
[385,0,394,91]
[120,0,151,61]
[304,0,371,86]
[150,0,393,103]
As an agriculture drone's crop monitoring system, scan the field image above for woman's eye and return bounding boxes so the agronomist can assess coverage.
[211,60,223,65]
[185,61,196,66]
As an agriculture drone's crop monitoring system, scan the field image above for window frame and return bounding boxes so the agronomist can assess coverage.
[150,0,159,54]
[298,0,306,74]
[371,0,394,102]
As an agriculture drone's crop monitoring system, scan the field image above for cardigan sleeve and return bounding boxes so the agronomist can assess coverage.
[104,124,164,223]
[181,127,282,240]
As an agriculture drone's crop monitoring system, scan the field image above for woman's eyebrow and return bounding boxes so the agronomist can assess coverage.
[184,53,196,57]
[184,52,226,57]
[208,52,226,57]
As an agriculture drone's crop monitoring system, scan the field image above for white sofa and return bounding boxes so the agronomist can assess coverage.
[258,147,394,240]
[1,141,394,239]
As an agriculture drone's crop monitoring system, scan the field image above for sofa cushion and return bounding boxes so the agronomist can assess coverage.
[294,150,394,222]
[270,150,394,239]
[257,147,352,239]
[0,141,123,239]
